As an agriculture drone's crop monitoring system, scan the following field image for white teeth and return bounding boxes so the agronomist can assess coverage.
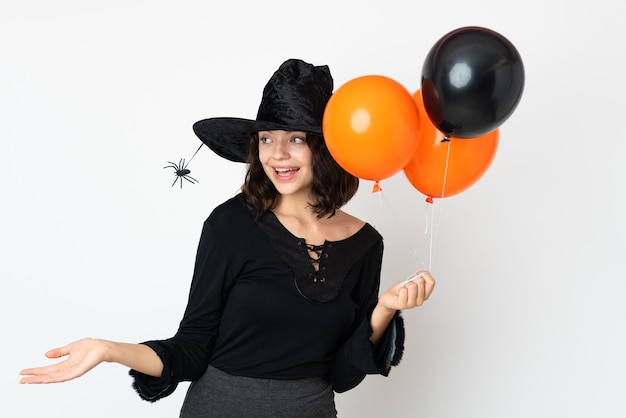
[275,168,298,173]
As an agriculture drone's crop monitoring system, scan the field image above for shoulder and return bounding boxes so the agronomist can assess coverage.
[323,210,383,248]
[335,210,365,231]
[208,194,248,219]
[206,194,254,232]
[332,210,381,240]
[202,194,266,254]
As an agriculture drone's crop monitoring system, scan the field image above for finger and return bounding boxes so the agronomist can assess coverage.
[402,281,421,308]
[20,374,58,384]
[20,362,78,384]
[396,285,412,309]
[413,277,426,306]
[20,367,61,384]
[20,372,68,384]
[45,347,68,359]
[20,360,66,378]
[422,273,436,300]
[412,271,435,302]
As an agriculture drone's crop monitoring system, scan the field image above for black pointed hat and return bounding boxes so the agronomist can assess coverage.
[193,58,334,163]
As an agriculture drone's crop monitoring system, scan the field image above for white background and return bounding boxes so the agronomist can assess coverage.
[2,1,625,417]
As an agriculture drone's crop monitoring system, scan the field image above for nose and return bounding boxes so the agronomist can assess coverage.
[272,141,290,159]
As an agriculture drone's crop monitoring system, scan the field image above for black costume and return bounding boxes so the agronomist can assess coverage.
[130,194,405,405]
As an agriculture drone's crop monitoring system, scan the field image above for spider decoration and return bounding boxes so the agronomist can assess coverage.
[164,158,199,189]
[164,143,203,189]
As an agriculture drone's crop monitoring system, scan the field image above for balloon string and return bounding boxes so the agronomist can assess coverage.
[377,187,402,230]
[428,200,435,272]
[424,195,443,272]
[440,139,451,199]
[424,139,450,272]
[376,187,422,267]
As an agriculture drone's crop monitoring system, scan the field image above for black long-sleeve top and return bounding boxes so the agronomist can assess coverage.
[130,194,404,401]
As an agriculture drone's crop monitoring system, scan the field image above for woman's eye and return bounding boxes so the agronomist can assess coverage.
[292,137,305,144]
[260,136,271,144]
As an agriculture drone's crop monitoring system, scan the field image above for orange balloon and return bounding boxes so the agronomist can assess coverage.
[404,90,499,199]
[323,75,421,182]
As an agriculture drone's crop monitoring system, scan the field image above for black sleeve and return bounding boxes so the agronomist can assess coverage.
[329,240,406,393]
[129,219,235,402]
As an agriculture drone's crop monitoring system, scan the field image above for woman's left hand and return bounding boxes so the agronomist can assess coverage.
[369,270,436,345]
[378,270,436,311]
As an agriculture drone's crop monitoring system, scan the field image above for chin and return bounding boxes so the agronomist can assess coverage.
[275,185,312,198]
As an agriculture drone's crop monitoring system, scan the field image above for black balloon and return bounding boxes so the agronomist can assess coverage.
[421,26,525,138]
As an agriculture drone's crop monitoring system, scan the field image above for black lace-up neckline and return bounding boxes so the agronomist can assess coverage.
[255,210,374,302]
[305,243,324,270]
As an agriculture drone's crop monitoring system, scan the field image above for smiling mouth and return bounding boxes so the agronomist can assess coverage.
[275,167,299,177]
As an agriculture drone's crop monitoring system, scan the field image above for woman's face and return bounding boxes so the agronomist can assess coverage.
[258,130,313,198]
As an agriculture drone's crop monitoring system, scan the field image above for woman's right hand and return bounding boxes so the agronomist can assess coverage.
[20,338,110,384]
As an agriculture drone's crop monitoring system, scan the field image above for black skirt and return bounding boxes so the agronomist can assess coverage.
[179,365,337,418]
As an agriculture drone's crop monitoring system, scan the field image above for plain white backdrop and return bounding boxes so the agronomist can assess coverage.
[2,1,625,417]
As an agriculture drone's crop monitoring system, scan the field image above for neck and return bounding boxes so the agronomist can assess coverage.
[273,193,317,221]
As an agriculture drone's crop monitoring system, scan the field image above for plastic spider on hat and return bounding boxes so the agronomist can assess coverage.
[164,143,203,189]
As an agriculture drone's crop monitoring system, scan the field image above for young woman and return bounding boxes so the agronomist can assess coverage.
[20,59,435,417]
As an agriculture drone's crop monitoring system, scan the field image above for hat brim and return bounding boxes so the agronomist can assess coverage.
[193,117,324,163]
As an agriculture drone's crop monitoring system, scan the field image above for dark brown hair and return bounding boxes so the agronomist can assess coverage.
[241,133,359,219]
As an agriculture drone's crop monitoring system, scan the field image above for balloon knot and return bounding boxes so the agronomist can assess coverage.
[372,182,382,193]
[441,135,451,143]
[425,196,434,204]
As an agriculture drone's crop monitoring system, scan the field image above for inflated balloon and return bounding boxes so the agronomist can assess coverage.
[404,90,499,199]
[323,75,421,184]
[421,26,524,138]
